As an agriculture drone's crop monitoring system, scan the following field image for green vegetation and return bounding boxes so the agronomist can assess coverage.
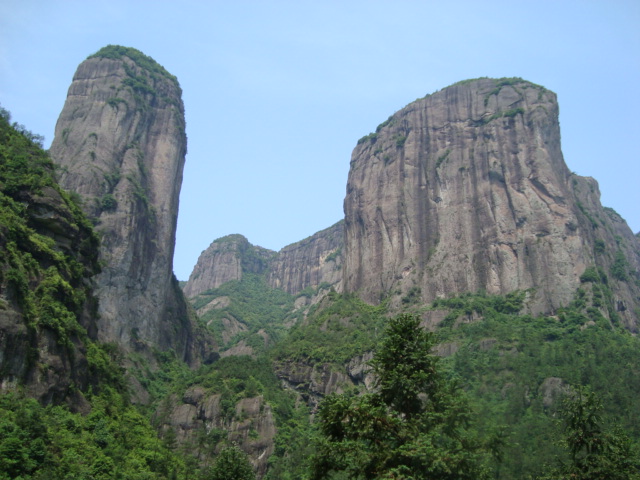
[541,388,639,479]
[435,149,451,169]
[311,314,491,479]
[0,388,191,480]
[611,250,629,281]
[430,289,640,478]
[194,273,298,353]
[2,102,639,478]
[478,107,525,126]
[106,97,128,109]
[89,45,180,88]
[273,293,387,364]
[0,105,100,348]
[100,193,118,212]
[357,131,377,145]
[208,445,255,480]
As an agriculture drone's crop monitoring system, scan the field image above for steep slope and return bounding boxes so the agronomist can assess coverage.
[185,223,344,300]
[343,77,639,329]
[184,234,274,298]
[0,107,101,405]
[49,46,211,361]
[267,220,343,295]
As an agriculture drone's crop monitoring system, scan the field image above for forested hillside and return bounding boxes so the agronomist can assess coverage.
[183,270,640,479]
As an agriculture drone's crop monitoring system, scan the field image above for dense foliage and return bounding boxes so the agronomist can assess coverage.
[273,292,387,364]
[0,105,100,351]
[193,273,300,354]
[540,388,639,480]
[208,445,256,480]
[0,389,189,480]
[311,314,491,479]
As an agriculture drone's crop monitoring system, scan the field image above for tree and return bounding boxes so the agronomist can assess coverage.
[541,388,639,480]
[208,444,255,480]
[310,314,491,479]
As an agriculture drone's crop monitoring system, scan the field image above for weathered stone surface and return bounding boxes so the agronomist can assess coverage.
[267,220,344,294]
[0,183,101,406]
[185,222,344,301]
[343,78,640,328]
[49,46,214,361]
[275,360,354,408]
[159,392,276,478]
[538,376,569,408]
[184,234,274,298]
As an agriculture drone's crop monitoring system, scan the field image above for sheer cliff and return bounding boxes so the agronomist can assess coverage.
[343,78,639,329]
[184,222,344,300]
[49,46,212,362]
[183,234,274,298]
[267,220,343,295]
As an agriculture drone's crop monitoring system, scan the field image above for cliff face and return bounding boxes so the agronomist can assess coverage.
[158,387,276,478]
[184,223,344,300]
[184,234,274,298]
[267,220,343,294]
[343,78,639,328]
[49,46,209,360]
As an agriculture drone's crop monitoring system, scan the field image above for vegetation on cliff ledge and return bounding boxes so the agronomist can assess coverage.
[89,44,180,88]
[0,106,100,347]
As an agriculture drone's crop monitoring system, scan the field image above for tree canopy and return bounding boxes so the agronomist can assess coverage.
[311,314,491,479]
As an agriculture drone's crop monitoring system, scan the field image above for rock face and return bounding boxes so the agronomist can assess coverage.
[49,46,210,360]
[184,222,344,299]
[343,78,640,328]
[158,387,276,478]
[267,220,344,294]
[0,185,101,406]
[184,234,274,298]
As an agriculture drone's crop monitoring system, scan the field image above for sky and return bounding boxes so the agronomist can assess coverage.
[1,1,639,280]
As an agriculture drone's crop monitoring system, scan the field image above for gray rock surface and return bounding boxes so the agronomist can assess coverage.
[49,47,213,361]
[342,78,639,328]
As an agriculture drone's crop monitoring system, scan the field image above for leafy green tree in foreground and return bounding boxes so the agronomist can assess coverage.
[541,388,639,480]
[208,444,256,480]
[311,314,491,479]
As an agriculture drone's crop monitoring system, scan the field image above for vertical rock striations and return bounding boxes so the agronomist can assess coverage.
[49,46,208,360]
[343,78,639,328]
[267,220,343,295]
[184,222,344,300]
[183,234,274,298]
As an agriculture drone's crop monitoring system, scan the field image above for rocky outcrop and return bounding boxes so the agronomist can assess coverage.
[275,353,374,408]
[184,223,344,301]
[49,46,212,360]
[184,234,274,298]
[343,78,639,328]
[158,387,276,478]
[267,220,343,294]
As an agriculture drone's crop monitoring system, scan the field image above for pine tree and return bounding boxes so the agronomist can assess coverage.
[310,314,491,479]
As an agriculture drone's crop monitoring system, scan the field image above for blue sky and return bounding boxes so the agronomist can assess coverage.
[1,0,639,280]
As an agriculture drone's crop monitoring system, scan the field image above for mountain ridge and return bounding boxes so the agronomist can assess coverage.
[187,77,639,331]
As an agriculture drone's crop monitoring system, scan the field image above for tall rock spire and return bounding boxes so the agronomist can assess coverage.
[50,46,207,359]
